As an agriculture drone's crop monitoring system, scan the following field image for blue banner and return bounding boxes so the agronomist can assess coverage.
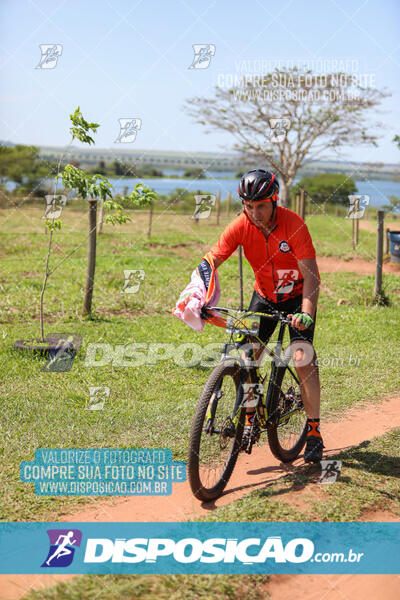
[0,522,399,574]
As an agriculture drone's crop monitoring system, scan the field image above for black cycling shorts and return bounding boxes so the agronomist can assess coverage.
[248,290,317,345]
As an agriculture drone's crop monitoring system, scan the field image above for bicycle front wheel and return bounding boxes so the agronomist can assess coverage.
[187,359,244,501]
[267,366,307,462]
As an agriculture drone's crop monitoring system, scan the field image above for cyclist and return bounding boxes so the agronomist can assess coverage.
[196,169,323,463]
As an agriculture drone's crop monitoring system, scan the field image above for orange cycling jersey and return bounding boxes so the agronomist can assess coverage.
[210,206,320,303]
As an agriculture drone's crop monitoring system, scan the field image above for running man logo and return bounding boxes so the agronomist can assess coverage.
[191,194,216,219]
[41,529,82,567]
[242,382,264,409]
[122,269,146,294]
[41,335,80,373]
[86,386,110,411]
[115,118,142,143]
[268,118,291,143]
[346,195,369,219]
[318,460,342,484]
[43,195,67,221]
[275,269,299,295]
[36,44,63,69]
[188,44,216,69]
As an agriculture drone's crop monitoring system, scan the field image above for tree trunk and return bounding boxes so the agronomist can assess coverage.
[299,189,306,220]
[39,226,55,341]
[97,199,105,234]
[216,190,221,225]
[147,202,153,239]
[82,199,97,317]
[279,179,289,208]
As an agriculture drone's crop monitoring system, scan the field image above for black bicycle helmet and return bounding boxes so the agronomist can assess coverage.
[238,169,279,202]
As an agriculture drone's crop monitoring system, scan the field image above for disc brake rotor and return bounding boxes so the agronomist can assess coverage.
[219,417,235,449]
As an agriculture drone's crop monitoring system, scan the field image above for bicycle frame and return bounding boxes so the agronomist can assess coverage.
[202,306,302,429]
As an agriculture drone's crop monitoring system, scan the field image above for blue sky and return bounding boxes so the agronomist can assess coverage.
[0,0,399,162]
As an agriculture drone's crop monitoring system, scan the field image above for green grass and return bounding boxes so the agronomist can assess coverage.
[305,210,377,259]
[197,429,400,523]
[23,574,270,600]
[0,208,399,521]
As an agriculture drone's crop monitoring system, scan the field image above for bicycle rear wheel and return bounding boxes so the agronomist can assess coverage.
[267,366,307,462]
[187,359,244,501]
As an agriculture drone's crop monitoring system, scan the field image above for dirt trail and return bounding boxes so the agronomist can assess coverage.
[267,574,400,600]
[1,395,399,600]
[358,219,399,235]
[317,255,400,275]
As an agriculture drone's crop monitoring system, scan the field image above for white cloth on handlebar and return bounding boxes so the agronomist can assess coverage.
[173,266,221,332]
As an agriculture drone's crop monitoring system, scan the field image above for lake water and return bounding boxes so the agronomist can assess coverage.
[107,175,400,208]
[6,173,400,208]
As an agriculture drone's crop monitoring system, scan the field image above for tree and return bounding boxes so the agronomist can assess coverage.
[183,167,206,179]
[382,195,400,215]
[112,159,125,176]
[57,109,156,317]
[293,173,357,206]
[0,143,55,197]
[96,159,106,175]
[184,67,389,206]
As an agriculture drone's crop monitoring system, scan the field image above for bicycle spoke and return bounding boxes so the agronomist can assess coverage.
[276,376,306,450]
[188,360,244,500]
[196,375,238,487]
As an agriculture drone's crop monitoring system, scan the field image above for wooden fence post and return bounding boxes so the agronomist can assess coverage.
[385,228,390,255]
[194,189,200,226]
[374,210,384,302]
[299,190,305,220]
[216,190,221,225]
[352,197,360,250]
[226,192,231,216]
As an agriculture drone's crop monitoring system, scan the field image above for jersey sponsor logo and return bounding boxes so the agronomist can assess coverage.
[275,269,299,294]
[279,240,291,253]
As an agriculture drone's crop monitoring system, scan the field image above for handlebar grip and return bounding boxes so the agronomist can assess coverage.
[200,306,211,320]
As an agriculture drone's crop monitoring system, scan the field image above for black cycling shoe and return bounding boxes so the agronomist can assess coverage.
[304,436,324,463]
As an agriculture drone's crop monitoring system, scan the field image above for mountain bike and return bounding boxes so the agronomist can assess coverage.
[187,306,308,501]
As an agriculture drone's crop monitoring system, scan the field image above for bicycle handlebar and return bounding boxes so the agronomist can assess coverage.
[201,305,293,325]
